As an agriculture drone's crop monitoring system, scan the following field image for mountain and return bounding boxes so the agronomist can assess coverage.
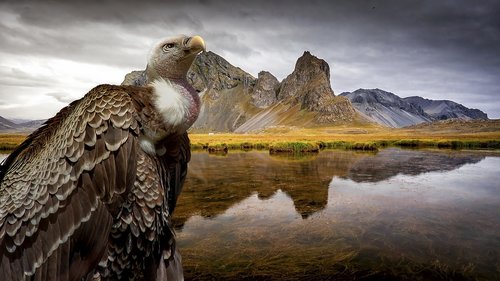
[186,51,260,132]
[340,89,433,128]
[404,96,488,120]
[3,51,491,134]
[0,116,46,132]
[273,51,356,124]
[123,51,363,132]
[123,51,492,131]
[18,119,46,128]
[0,116,19,131]
[341,89,489,128]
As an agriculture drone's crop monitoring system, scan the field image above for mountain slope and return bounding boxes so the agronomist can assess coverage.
[123,51,365,132]
[0,116,46,132]
[0,116,19,131]
[122,51,491,131]
[275,51,357,124]
[404,96,488,120]
[340,89,433,128]
[187,51,259,132]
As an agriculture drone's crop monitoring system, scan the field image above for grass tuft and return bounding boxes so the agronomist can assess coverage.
[269,142,319,153]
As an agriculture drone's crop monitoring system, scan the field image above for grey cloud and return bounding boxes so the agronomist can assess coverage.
[0,1,206,68]
[0,65,58,88]
[0,0,499,118]
[1,1,202,27]
[45,92,75,103]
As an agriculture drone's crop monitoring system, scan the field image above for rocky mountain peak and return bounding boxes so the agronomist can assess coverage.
[250,71,280,108]
[278,51,334,104]
[187,51,256,93]
[122,51,256,95]
[274,51,356,123]
[294,51,330,81]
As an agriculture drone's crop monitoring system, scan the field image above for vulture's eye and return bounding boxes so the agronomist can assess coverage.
[162,43,175,52]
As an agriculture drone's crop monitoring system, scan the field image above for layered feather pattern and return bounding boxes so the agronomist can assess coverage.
[0,83,191,281]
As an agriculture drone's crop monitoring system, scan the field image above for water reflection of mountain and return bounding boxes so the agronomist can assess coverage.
[172,149,488,228]
[344,148,486,182]
[172,151,332,228]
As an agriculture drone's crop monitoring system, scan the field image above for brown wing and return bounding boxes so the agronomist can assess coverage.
[160,132,190,216]
[93,88,192,280]
[0,84,139,281]
[107,133,190,281]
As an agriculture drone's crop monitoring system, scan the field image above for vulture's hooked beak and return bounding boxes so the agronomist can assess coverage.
[184,35,206,55]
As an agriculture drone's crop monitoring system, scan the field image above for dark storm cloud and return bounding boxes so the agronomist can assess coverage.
[0,0,499,118]
[0,1,201,68]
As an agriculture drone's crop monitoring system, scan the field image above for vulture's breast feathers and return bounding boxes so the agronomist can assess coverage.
[138,78,200,155]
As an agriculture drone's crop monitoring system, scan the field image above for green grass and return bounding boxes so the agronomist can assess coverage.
[269,142,320,153]
[318,141,379,151]
[190,136,500,153]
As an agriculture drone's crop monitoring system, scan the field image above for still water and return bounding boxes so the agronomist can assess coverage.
[1,149,498,280]
[173,148,500,281]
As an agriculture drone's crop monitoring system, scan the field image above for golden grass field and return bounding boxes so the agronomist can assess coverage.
[0,134,27,151]
[189,123,500,151]
[1,119,499,153]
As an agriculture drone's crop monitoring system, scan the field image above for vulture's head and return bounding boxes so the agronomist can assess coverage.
[146,35,206,81]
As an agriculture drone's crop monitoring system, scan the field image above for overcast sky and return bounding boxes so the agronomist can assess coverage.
[1,0,499,120]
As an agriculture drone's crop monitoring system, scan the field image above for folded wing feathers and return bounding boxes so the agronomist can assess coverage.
[0,85,140,280]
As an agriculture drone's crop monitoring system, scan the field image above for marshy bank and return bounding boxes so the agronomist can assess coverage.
[189,123,500,153]
[3,118,500,154]
[191,137,500,154]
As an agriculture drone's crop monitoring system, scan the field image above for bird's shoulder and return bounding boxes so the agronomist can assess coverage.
[0,83,143,244]
[0,84,143,181]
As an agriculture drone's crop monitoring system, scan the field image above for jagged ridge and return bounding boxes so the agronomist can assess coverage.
[404,96,488,120]
[341,89,488,128]
[123,51,362,132]
[340,89,433,128]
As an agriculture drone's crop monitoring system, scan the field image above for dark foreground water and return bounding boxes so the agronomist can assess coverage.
[172,148,500,281]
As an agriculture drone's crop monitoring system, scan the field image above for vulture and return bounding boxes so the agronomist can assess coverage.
[0,35,205,280]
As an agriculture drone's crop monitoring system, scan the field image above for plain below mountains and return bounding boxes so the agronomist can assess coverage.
[0,51,489,133]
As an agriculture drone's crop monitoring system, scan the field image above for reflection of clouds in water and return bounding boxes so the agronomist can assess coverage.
[180,190,301,238]
[181,156,500,231]
[343,148,486,182]
[177,149,494,225]
[328,157,500,206]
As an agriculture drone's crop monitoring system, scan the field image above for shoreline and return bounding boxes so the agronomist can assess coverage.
[2,128,500,154]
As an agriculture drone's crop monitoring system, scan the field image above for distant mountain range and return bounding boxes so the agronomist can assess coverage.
[403,96,488,120]
[339,89,433,128]
[340,89,488,128]
[0,116,45,132]
[0,51,489,133]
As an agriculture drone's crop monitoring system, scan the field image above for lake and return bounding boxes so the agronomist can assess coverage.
[1,149,499,280]
[172,148,500,281]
